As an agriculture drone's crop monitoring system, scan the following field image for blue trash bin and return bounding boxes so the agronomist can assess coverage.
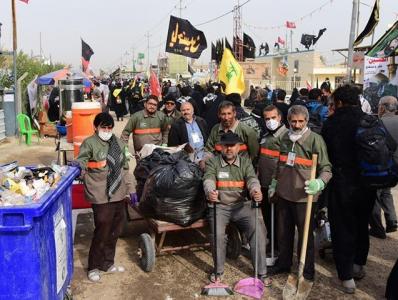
[0,167,79,300]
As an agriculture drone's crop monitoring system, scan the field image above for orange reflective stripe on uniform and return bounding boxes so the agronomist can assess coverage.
[279,155,312,167]
[239,144,248,151]
[214,144,248,152]
[133,128,161,135]
[260,148,280,158]
[216,181,245,188]
[87,160,107,169]
[215,144,222,151]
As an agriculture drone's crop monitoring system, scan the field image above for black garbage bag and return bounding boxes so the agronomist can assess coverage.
[133,148,172,199]
[138,151,206,226]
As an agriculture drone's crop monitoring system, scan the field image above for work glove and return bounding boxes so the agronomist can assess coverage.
[268,179,277,199]
[304,179,325,195]
[124,146,133,161]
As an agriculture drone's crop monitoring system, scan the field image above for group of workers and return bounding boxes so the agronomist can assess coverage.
[73,82,398,299]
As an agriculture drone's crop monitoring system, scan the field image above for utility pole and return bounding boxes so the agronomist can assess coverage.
[11,0,19,129]
[145,31,151,70]
[290,30,293,52]
[347,0,359,82]
[233,0,243,61]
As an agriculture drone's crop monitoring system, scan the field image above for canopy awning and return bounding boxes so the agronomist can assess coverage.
[37,68,92,87]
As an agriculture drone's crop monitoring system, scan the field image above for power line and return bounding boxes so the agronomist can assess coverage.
[148,0,252,49]
[245,0,334,30]
[195,0,251,27]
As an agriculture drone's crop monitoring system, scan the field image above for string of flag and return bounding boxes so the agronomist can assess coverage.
[244,0,334,30]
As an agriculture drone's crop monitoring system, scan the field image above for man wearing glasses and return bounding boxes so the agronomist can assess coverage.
[121,95,169,153]
[162,94,181,128]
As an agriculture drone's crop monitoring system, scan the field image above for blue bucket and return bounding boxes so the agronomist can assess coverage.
[56,125,67,136]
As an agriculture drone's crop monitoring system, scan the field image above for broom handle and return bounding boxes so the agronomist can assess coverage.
[271,202,274,260]
[255,202,258,280]
[213,202,218,280]
[297,154,318,279]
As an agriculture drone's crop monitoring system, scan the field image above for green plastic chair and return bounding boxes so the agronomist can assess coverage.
[16,113,40,145]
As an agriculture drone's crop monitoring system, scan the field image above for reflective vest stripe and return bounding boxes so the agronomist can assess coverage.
[260,148,280,158]
[87,160,107,169]
[215,144,248,152]
[216,181,245,188]
[279,155,312,167]
[133,128,161,134]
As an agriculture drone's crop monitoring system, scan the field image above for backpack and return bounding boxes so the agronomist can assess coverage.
[355,114,398,188]
[306,104,324,134]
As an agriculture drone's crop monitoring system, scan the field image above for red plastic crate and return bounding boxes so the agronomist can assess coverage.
[71,184,92,209]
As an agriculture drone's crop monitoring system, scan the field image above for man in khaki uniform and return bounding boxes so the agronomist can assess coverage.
[258,105,288,252]
[76,112,133,282]
[121,95,169,153]
[203,132,271,285]
[268,105,332,287]
[202,101,259,166]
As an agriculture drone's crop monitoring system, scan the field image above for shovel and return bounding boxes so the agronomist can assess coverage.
[234,201,265,299]
[282,154,317,300]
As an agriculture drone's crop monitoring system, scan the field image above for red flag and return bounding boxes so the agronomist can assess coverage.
[277,36,285,45]
[149,71,161,97]
[306,80,312,90]
[19,0,29,3]
[286,21,296,29]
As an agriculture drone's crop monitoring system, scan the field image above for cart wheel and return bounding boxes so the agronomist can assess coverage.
[226,223,241,260]
[137,233,156,272]
[319,248,326,259]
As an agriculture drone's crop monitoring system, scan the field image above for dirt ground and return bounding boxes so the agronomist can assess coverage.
[1,116,397,300]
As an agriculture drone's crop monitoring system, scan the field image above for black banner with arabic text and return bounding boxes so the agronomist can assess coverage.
[165,15,207,59]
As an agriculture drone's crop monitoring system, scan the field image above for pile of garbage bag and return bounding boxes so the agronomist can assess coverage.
[0,161,68,206]
[138,149,206,226]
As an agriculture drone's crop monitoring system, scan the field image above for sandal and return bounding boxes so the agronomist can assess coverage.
[258,274,273,287]
[88,269,101,282]
[209,272,224,283]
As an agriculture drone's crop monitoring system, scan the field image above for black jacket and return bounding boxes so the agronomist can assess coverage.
[168,116,209,147]
[321,106,364,183]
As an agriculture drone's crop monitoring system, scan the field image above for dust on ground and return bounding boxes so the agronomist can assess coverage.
[1,116,397,300]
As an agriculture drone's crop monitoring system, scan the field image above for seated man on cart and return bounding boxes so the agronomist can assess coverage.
[203,132,271,285]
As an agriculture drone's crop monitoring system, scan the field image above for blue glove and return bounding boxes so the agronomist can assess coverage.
[67,160,82,177]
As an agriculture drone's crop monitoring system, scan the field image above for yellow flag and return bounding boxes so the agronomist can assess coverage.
[218,48,245,95]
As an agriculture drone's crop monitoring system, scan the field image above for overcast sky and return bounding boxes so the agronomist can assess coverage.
[0,0,397,73]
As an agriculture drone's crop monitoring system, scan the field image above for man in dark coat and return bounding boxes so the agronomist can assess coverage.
[168,101,209,163]
[321,84,377,294]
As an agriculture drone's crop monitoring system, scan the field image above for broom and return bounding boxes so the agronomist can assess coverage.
[201,202,234,296]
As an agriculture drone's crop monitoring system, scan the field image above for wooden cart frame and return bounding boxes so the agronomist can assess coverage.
[132,206,242,272]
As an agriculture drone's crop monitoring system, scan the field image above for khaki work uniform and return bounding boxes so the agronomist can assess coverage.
[205,120,259,161]
[257,125,288,252]
[203,154,267,275]
[275,129,332,280]
[76,133,134,272]
[121,110,169,152]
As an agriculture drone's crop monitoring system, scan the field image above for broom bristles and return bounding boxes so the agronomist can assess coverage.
[201,282,234,296]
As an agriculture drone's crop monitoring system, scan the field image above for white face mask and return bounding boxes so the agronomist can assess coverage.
[98,131,112,141]
[288,127,308,143]
[266,119,280,131]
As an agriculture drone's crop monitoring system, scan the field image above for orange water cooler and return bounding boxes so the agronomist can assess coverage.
[72,102,101,158]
